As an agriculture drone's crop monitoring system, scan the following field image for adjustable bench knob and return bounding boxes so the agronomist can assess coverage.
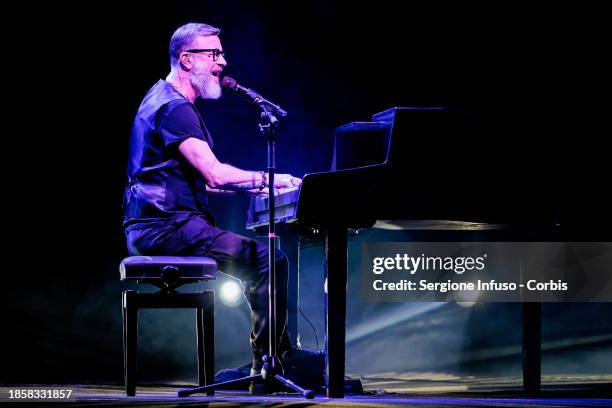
[161,265,180,285]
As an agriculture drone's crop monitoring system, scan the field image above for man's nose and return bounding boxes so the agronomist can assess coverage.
[216,54,227,67]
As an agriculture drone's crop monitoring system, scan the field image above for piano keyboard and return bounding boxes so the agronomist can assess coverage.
[246,186,300,230]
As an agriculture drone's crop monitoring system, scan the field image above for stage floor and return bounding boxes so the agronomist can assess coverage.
[5,374,611,407]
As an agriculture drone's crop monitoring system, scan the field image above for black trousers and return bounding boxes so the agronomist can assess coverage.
[126,214,291,360]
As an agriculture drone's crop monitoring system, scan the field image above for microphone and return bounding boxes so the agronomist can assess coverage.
[221,76,287,117]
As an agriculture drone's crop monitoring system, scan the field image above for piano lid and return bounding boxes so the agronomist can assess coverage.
[371,106,445,122]
[331,121,391,171]
[331,107,448,171]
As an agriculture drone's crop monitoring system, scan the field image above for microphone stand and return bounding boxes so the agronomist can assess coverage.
[178,104,314,399]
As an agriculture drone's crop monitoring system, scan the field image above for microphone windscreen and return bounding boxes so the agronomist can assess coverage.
[221,76,238,89]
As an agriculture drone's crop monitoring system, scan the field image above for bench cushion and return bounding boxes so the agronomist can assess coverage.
[120,256,217,281]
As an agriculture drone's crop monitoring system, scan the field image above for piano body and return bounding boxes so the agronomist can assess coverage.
[247,107,554,397]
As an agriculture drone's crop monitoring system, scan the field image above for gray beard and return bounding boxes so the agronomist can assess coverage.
[191,72,222,100]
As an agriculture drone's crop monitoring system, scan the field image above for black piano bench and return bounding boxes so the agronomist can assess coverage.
[119,256,217,396]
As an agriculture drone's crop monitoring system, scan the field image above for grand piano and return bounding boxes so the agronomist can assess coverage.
[247,107,554,397]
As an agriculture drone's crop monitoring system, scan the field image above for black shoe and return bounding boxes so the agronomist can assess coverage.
[249,358,288,395]
[212,361,253,390]
[248,348,324,395]
[278,347,325,389]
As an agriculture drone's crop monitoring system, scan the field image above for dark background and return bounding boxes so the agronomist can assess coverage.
[3,1,611,385]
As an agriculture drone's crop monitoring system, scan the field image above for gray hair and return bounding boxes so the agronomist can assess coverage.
[169,22,221,66]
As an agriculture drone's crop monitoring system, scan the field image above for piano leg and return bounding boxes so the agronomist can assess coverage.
[522,302,541,394]
[325,226,348,398]
[281,233,299,345]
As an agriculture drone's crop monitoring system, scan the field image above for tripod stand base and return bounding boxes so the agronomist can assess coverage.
[177,372,315,399]
[272,374,315,398]
[178,374,259,397]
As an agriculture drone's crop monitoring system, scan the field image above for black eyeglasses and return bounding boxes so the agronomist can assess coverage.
[185,48,226,61]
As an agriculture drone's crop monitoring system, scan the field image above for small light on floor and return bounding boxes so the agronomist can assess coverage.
[219,280,243,306]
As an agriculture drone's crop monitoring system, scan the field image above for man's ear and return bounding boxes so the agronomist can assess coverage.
[179,53,192,70]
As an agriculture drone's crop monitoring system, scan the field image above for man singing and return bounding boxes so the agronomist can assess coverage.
[123,22,322,391]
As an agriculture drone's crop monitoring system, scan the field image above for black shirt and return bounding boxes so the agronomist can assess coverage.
[123,80,215,231]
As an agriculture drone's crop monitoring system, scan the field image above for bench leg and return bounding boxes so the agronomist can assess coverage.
[196,292,215,395]
[196,307,206,387]
[123,290,138,396]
